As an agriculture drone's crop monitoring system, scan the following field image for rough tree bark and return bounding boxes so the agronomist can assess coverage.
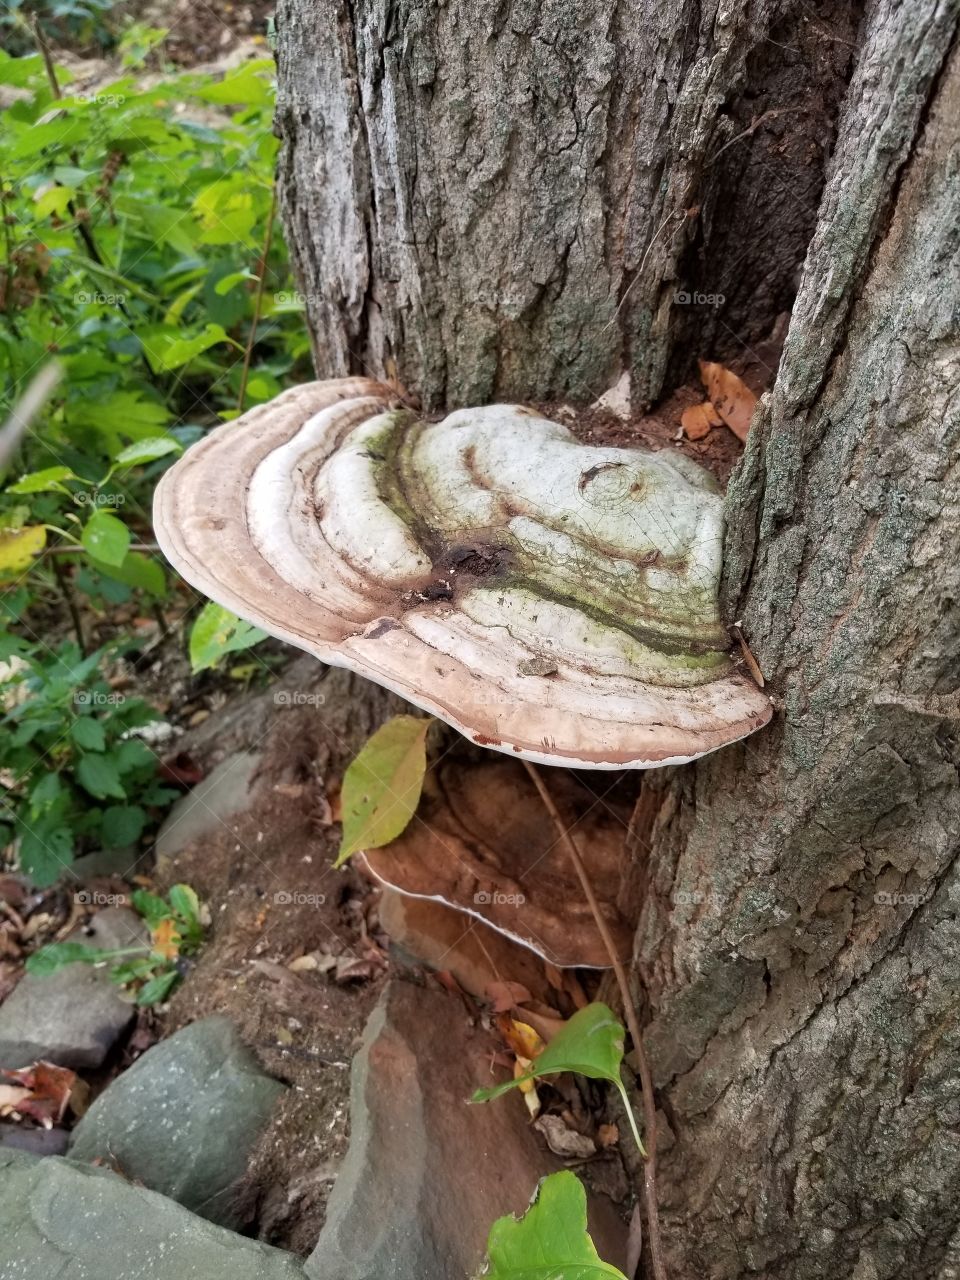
[275,1,960,1276]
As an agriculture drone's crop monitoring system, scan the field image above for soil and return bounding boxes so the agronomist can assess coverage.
[147,657,405,1253]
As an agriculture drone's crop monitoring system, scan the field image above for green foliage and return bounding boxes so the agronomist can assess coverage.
[0,41,305,881]
[479,1171,627,1279]
[0,639,177,884]
[472,1003,645,1155]
[188,600,267,672]
[335,715,431,866]
[26,881,205,1005]
[0,43,309,627]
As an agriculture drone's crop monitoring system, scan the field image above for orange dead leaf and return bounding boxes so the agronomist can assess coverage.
[485,981,533,1013]
[698,360,758,442]
[1,1061,82,1128]
[150,917,180,961]
[681,401,723,440]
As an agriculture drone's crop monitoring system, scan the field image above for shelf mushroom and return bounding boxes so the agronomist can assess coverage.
[154,377,771,768]
[359,758,633,969]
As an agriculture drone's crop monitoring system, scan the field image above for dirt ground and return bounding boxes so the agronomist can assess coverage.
[145,657,405,1253]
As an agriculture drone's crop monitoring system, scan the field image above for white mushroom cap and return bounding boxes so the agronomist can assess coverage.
[153,378,771,768]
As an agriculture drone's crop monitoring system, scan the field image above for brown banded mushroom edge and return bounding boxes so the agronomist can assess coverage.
[153,377,771,768]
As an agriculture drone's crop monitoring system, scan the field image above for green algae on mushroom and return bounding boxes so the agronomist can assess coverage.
[153,378,771,768]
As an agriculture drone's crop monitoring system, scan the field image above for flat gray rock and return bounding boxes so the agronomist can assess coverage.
[155,750,260,859]
[304,978,628,1280]
[68,1014,284,1229]
[0,908,147,1070]
[0,1148,304,1280]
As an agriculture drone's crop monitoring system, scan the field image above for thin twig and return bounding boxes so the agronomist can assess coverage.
[51,552,86,655]
[40,542,159,557]
[522,759,668,1280]
[237,183,278,413]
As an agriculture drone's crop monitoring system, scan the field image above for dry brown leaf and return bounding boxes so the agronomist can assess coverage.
[1,1061,82,1128]
[485,981,533,1013]
[598,1122,620,1148]
[698,360,758,442]
[680,401,722,440]
[534,1113,597,1160]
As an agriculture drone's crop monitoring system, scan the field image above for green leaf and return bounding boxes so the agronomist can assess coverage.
[70,391,171,442]
[168,883,201,928]
[102,804,146,848]
[136,968,179,1006]
[336,716,430,867]
[71,717,106,751]
[7,466,77,495]
[189,601,267,672]
[112,437,182,468]
[471,1003,643,1151]
[481,1171,628,1280]
[76,753,126,801]
[18,821,73,887]
[149,323,235,372]
[90,551,167,599]
[214,269,256,295]
[25,941,102,977]
[130,888,170,928]
[82,512,130,568]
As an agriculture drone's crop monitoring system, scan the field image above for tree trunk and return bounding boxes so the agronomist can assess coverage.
[275,1,960,1276]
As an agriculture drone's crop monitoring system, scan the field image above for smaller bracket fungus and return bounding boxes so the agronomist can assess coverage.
[154,378,771,768]
[358,759,632,969]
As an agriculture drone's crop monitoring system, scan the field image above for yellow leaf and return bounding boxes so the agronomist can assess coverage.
[0,525,46,577]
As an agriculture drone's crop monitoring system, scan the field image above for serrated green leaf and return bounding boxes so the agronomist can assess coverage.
[18,821,72,887]
[481,1171,627,1280]
[82,512,130,568]
[76,753,126,800]
[188,601,267,672]
[71,717,106,751]
[336,715,430,867]
[102,804,146,848]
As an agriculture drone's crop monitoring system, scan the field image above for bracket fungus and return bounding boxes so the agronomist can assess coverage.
[358,758,632,969]
[154,378,771,768]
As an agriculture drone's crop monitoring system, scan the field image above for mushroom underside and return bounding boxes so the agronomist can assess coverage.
[358,758,633,969]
